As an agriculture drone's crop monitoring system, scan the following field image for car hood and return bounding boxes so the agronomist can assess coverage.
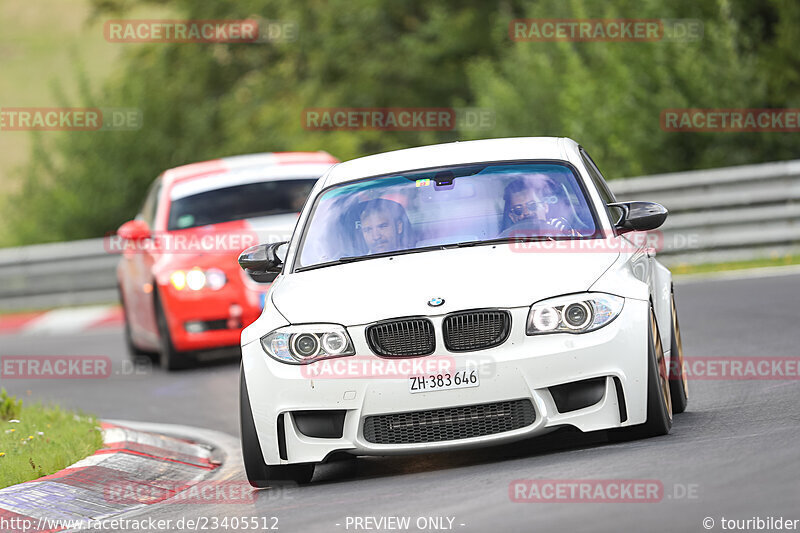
[152,215,299,280]
[272,245,619,326]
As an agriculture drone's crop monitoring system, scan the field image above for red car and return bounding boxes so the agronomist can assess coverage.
[116,152,339,370]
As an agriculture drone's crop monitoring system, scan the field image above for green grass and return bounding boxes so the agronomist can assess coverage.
[670,254,800,276]
[0,390,103,489]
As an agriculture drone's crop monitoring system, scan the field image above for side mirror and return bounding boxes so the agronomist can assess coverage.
[608,201,668,233]
[117,219,151,241]
[238,242,287,282]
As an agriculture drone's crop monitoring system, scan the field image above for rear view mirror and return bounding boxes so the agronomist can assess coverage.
[608,201,668,233]
[238,242,288,282]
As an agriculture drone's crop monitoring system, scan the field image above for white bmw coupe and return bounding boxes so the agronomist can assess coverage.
[237,137,688,485]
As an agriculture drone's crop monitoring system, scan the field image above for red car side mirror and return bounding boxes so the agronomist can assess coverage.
[117,219,151,241]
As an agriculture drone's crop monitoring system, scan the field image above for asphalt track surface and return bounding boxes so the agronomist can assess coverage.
[2,271,799,532]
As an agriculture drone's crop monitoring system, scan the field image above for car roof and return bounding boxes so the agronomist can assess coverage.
[322,137,579,186]
[161,151,339,188]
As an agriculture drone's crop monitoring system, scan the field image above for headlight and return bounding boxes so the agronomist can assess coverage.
[170,268,227,291]
[205,268,227,290]
[261,325,355,364]
[526,293,624,335]
[186,269,206,290]
[169,270,187,291]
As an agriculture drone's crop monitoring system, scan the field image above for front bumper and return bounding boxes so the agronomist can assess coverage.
[242,298,649,465]
[162,280,267,352]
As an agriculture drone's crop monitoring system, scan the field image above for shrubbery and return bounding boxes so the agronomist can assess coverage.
[3,0,799,246]
[0,389,22,421]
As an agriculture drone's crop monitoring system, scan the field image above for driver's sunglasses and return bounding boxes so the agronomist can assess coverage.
[510,196,558,217]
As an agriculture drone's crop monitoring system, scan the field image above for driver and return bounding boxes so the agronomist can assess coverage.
[358,198,413,254]
[501,177,549,232]
[502,176,583,236]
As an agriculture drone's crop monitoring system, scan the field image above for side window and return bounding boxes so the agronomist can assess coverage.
[139,177,162,228]
[580,148,621,227]
[580,148,616,204]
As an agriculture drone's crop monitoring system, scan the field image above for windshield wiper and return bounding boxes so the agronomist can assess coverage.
[450,235,556,248]
[296,236,566,273]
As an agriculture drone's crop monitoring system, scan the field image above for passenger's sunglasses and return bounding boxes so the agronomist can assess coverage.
[510,196,558,217]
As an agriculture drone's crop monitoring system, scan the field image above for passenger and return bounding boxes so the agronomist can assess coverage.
[358,198,414,254]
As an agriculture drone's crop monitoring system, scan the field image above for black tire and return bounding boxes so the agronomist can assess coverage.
[240,367,315,487]
[609,305,672,441]
[118,286,157,360]
[668,289,689,415]
[154,290,190,371]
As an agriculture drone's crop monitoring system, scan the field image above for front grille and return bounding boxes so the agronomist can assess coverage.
[443,310,511,352]
[362,399,535,444]
[366,318,435,357]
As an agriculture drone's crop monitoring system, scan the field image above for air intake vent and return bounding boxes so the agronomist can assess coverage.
[363,399,535,444]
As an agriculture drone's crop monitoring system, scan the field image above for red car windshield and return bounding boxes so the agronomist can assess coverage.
[168,179,317,230]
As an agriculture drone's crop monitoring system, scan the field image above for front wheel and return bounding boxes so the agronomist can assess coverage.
[609,305,672,441]
[240,367,314,487]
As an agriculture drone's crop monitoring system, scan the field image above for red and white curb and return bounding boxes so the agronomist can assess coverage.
[0,422,222,532]
[0,306,123,336]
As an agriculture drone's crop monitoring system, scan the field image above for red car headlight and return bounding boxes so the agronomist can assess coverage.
[170,268,227,291]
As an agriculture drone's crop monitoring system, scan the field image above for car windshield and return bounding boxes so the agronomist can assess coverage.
[296,162,599,270]
[168,179,317,230]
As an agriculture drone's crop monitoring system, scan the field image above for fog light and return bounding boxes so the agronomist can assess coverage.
[185,321,205,333]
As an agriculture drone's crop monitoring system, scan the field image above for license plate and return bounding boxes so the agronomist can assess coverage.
[408,370,479,394]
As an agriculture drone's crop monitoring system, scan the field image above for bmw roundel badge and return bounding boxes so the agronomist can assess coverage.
[428,297,445,307]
